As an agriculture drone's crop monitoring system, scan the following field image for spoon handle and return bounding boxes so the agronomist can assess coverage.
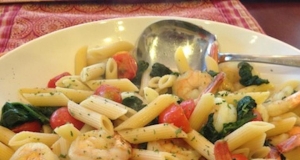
[219,53,300,67]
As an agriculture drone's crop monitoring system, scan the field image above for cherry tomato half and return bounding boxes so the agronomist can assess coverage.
[11,120,42,133]
[94,84,122,103]
[50,107,84,130]
[214,140,248,160]
[112,51,137,80]
[159,103,191,133]
[47,72,71,88]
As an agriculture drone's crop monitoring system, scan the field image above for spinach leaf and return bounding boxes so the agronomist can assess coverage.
[0,102,50,129]
[122,96,146,112]
[238,61,269,86]
[200,96,257,143]
[131,60,149,88]
[150,63,173,77]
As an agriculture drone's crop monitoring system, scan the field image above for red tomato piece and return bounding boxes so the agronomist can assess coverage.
[214,140,232,160]
[11,120,42,133]
[50,107,84,130]
[94,84,122,103]
[214,140,248,160]
[112,51,137,80]
[158,103,191,133]
[179,99,196,119]
[47,72,71,88]
[252,108,263,121]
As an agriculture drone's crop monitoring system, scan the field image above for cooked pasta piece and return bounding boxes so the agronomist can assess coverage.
[105,58,118,79]
[21,92,69,107]
[143,87,159,103]
[239,133,267,157]
[42,124,53,133]
[266,117,297,137]
[54,123,81,142]
[56,76,91,90]
[184,130,215,160]
[74,45,88,75]
[158,74,177,89]
[174,46,190,73]
[9,131,59,148]
[118,123,187,144]
[224,121,275,151]
[68,101,114,134]
[55,87,93,103]
[80,95,128,120]
[251,146,271,159]
[0,142,14,160]
[0,126,15,146]
[205,55,219,72]
[147,76,160,89]
[80,62,106,82]
[139,67,151,95]
[19,88,69,106]
[86,78,139,92]
[114,94,179,131]
[147,139,201,160]
[51,137,71,159]
[189,93,215,130]
[86,41,134,65]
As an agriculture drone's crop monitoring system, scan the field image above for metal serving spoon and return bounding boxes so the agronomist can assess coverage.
[134,19,300,71]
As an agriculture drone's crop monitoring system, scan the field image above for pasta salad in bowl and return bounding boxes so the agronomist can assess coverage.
[0,16,300,160]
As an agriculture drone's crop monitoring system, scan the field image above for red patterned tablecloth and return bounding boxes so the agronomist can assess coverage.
[0,0,263,54]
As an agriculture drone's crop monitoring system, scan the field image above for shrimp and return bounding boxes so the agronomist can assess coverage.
[68,129,132,160]
[147,139,201,160]
[172,70,213,100]
[10,142,59,160]
[265,90,300,117]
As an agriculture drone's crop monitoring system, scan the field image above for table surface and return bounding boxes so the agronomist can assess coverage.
[241,0,300,50]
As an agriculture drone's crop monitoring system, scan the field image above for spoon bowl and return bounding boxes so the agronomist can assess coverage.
[134,19,300,71]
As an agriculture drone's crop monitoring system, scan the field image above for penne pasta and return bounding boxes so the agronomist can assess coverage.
[174,46,190,73]
[80,62,106,82]
[86,41,134,65]
[114,94,179,131]
[184,130,214,160]
[54,123,81,142]
[105,58,118,79]
[0,142,14,160]
[68,101,114,134]
[189,93,215,130]
[55,87,93,103]
[86,78,139,92]
[0,126,15,146]
[9,131,59,148]
[224,121,275,151]
[80,95,128,120]
[118,123,187,144]
[74,45,88,75]
[266,117,297,137]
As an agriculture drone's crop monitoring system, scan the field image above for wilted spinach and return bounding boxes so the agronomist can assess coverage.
[0,102,58,129]
[238,61,269,86]
[200,96,257,143]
